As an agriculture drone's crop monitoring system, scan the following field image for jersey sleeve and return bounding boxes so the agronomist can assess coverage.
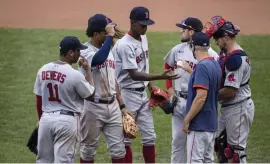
[117,44,138,70]
[164,47,177,67]
[73,71,95,99]
[224,67,243,89]
[208,47,219,61]
[193,64,209,90]
[33,70,42,96]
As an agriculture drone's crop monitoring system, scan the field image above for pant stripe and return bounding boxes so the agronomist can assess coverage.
[237,104,243,146]
[71,116,79,162]
[190,132,196,163]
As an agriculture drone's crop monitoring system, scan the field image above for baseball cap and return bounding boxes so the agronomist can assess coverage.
[129,6,155,25]
[59,36,88,54]
[176,17,203,32]
[87,14,112,32]
[189,32,210,47]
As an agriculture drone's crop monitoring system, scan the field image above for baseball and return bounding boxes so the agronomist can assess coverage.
[177,60,183,67]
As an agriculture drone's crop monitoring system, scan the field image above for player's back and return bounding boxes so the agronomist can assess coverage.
[34,62,93,114]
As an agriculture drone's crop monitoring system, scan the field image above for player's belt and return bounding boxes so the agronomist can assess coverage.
[176,91,188,99]
[60,110,75,116]
[45,110,75,116]
[90,96,115,104]
[221,97,251,108]
[125,87,145,92]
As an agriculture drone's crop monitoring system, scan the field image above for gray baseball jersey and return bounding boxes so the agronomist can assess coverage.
[78,42,116,99]
[34,61,94,163]
[164,42,219,93]
[220,46,251,105]
[112,34,149,88]
[112,34,156,147]
[218,45,254,163]
[33,62,95,113]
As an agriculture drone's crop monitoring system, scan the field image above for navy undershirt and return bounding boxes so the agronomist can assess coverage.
[91,35,113,66]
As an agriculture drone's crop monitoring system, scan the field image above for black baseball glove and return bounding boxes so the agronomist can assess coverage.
[26,126,38,155]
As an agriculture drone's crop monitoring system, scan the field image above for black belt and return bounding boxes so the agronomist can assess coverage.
[89,96,115,104]
[126,87,145,92]
[60,110,75,116]
[221,97,251,108]
[176,91,188,99]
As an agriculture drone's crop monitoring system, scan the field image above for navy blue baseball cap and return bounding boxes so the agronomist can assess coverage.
[59,36,88,54]
[87,14,112,32]
[189,32,210,47]
[129,6,155,25]
[176,17,203,32]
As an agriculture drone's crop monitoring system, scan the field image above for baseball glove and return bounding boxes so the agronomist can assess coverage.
[112,27,125,46]
[149,87,177,114]
[123,113,138,139]
[26,126,38,155]
[114,27,125,39]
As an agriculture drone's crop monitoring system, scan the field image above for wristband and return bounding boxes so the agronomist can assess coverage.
[120,104,126,110]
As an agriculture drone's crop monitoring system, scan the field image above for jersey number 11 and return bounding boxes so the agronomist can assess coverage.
[47,83,61,103]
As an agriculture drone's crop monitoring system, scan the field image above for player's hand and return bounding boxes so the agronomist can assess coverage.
[148,85,159,94]
[167,87,176,98]
[177,60,193,74]
[122,108,131,116]
[105,23,116,37]
[182,118,190,133]
[160,70,180,80]
[78,56,90,71]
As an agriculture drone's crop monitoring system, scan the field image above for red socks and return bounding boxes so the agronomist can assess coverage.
[80,158,94,163]
[143,145,156,163]
[125,145,133,163]
[80,145,155,163]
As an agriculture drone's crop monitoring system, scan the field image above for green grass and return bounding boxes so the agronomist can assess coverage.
[0,28,270,162]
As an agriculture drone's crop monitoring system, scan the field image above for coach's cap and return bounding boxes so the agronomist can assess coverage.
[129,6,155,25]
[189,32,210,47]
[59,36,88,54]
[176,17,203,32]
[87,14,112,32]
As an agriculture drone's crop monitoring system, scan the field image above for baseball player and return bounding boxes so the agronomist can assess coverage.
[112,6,179,163]
[181,32,222,163]
[78,14,128,163]
[204,16,255,163]
[34,36,95,163]
[163,17,219,163]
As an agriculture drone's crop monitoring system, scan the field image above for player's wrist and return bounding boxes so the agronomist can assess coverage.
[84,67,91,72]
[120,104,126,110]
[106,33,114,37]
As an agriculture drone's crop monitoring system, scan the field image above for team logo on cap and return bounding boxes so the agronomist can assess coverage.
[145,12,149,19]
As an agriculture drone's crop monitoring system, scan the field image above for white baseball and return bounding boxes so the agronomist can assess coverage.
[177,60,183,67]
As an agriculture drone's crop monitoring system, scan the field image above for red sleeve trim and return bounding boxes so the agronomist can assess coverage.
[165,63,173,89]
[193,84,208,90]
[36,95,42,120]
